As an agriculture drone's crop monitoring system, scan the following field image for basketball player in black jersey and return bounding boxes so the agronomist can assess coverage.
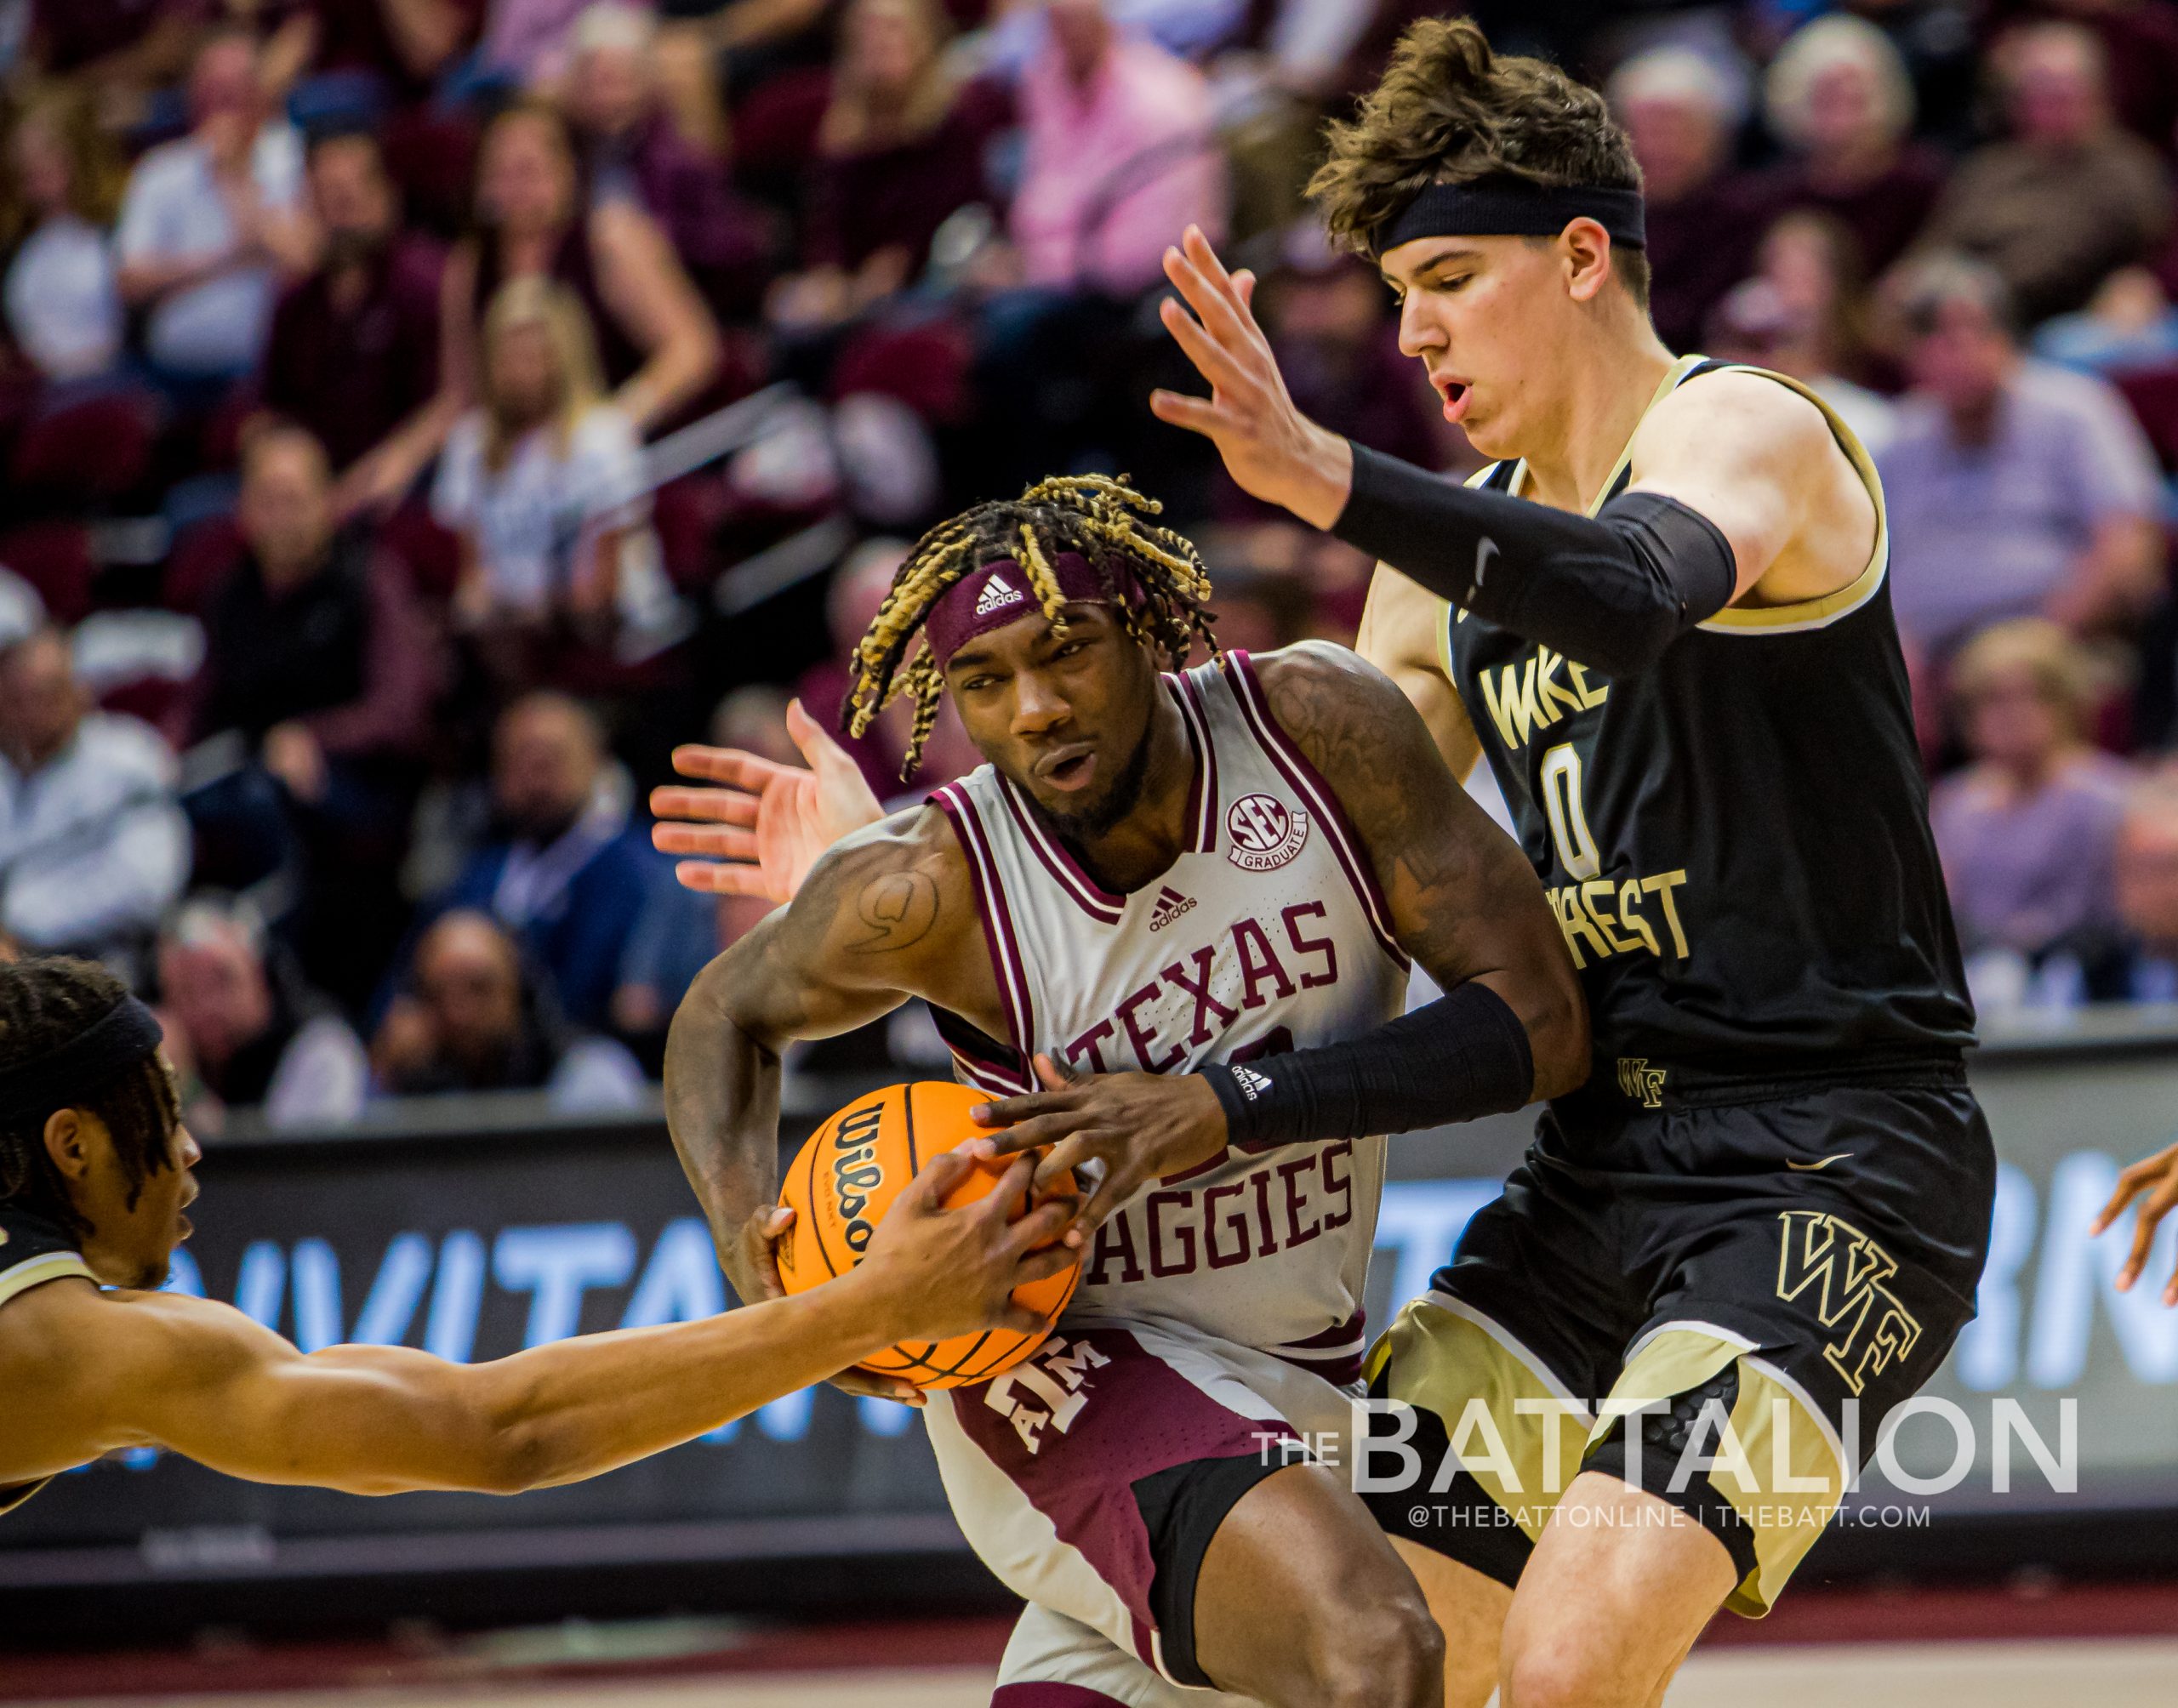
[0,957,1078,1517]
[1103,19,1991,1705]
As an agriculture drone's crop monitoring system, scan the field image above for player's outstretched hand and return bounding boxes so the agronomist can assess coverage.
[726,1200,923,1404]
[2093,1141,2178,1307]
[651,699,885,903]
[969,1055,1229,1229]
[1149,224,1354,532]
[856,1150,1084,1347]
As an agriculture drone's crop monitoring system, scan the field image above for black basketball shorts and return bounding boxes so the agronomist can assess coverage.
[1361,1068,1995,1615]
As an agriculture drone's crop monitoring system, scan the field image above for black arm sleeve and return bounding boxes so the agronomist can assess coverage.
[1196,979,1534,1153]
[1331,441,1740,678]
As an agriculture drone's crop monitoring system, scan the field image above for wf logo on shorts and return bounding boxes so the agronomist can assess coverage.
[1774,1210,1924,1396]
[984,1337,1111,1454]
[1616,1057,1668,1107]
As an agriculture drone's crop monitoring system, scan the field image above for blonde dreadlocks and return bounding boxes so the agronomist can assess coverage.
[845,473,1218,778]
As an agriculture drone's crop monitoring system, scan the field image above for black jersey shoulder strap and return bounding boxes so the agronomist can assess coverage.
[0,1204,93,1311]
[1658,356,1893,637]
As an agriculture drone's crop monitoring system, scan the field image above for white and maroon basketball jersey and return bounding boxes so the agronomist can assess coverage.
[927,650,1410,1379]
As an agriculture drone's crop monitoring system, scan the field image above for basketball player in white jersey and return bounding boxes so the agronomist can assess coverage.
[660,472,1587,1707]
[966,20,1991,1708]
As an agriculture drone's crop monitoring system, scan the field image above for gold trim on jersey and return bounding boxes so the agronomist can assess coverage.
[1691,364,1889,635]
[1455,356,1889,640]
[1492,353,1709,515]
[0,1249,93,1311]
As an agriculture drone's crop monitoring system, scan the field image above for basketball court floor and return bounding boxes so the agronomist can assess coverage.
[10,1593,2178,1708]
[11,1643,2178,1708]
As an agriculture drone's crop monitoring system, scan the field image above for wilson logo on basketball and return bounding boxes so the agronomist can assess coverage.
[1147,885,1196,931]
[830,1102,887,1252]
[1225,793,1310,872]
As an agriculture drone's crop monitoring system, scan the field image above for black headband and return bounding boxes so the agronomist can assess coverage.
[1375,178,1647,256]
[0,995,164,1124]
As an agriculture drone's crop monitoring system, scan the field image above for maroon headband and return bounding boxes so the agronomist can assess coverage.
[925,551,1132,667]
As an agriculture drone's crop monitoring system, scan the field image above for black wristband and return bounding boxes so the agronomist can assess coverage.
[1198,981,1535,1153]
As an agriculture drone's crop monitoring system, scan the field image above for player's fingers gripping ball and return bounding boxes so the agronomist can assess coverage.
[776,1081,1082,1387]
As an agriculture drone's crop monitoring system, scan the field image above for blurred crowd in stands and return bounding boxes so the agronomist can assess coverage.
[0,0,2176,1126]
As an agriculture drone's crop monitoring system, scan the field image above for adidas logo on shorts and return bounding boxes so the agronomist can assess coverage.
[975,576,1026,617]
[1147,885,1196,931]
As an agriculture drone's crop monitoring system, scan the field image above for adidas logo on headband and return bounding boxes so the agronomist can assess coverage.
[975,577,1026,617]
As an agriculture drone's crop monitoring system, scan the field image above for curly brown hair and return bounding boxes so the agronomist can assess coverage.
[1308,17,1649,305]
[0,959,178,1238]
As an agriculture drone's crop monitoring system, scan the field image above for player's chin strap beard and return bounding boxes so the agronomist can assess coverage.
[1038,724,1155,845]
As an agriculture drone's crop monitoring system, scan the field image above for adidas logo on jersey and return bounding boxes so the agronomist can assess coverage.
[974,576,1026,617]
[1147,885,1197,931]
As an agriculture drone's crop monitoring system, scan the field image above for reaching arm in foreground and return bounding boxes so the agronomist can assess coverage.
[663,807,1024,1398]
[0,1153,1075,1497]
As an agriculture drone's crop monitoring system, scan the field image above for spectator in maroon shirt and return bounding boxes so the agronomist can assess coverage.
[260,129,448,518]
[269,0,482,107]
[2012,0,2178,160]
[1607,46,1770,356]
[1759,14,1948,277]
[772,0,1010,334]
[562,4,775,317]
[1907,21,2170,323]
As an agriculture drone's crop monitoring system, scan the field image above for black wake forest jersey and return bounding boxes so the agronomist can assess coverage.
[0,1198,95,1515]
[1441,356,1976,1099]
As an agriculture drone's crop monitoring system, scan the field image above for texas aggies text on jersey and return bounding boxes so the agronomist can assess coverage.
[927,651,1410,1378]
[1444,356,1975,1098]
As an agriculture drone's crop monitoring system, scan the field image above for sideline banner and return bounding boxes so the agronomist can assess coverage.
[3,1043,2173,1586]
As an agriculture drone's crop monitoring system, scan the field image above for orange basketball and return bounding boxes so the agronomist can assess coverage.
[774,1080,1081,1388]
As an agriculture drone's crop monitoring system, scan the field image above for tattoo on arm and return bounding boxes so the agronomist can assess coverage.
[1257,643,1586,1094]
[850,870,939,955]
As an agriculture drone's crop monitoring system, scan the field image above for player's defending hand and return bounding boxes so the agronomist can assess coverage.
[968,1055,1229,1228]
[1150,224,1356,532]
[853,1150,1083,1345]
[2093,1142,2178,1307]
[721,1199,922,1404]
[651,699,885,903]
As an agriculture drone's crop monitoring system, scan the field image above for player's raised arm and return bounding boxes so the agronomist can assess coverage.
[1252,640,1587,1090]
[1152,224,1861,680]
[662,811,992,1395]
[650,697,886,902]
[6,1153,1075,1496]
